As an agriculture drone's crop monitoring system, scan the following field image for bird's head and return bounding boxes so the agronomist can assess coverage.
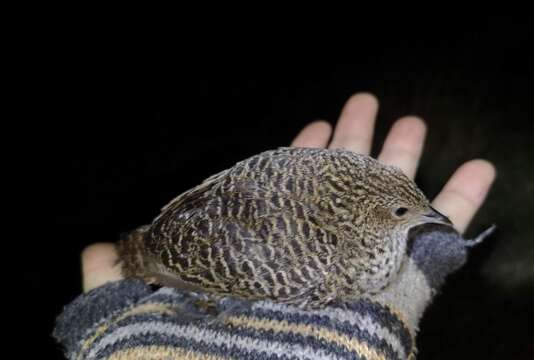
[344,154,453,241]
[334,152,456,293]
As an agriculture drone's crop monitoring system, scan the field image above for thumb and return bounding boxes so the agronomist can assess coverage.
[81,243,124,292]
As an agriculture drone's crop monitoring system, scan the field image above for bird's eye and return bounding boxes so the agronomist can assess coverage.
[394,207,408,217]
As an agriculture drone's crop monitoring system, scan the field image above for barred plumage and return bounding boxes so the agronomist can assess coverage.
[117,147,453,308]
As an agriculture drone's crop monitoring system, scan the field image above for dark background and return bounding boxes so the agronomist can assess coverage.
[33,24,533,358]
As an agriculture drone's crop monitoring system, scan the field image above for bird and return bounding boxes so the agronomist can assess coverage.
[116,147,491,309]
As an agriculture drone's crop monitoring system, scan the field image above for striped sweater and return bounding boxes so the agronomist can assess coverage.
[54,225,472,359]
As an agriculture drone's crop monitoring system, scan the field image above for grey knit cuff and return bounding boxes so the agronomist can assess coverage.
[53,279,151,357]
[408,224,468,290]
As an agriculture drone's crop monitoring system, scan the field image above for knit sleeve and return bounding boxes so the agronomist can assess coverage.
[53,280,152,358]
[53,225,472,360]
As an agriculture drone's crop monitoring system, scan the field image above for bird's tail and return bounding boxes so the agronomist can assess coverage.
[116,225,157,283]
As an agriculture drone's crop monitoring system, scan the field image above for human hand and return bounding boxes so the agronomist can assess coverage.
[81,93,495,293]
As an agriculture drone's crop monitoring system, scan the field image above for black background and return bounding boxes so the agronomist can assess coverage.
[29,23,534,358]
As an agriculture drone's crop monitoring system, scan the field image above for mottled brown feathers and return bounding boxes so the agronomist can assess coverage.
[117,147,443,308]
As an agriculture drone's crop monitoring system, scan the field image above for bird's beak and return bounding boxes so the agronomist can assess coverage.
[420,206,453,226]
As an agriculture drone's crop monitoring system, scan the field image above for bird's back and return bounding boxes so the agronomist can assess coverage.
[118,148,376,306]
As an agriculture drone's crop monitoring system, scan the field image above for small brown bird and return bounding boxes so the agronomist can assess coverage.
[117,147,481,308]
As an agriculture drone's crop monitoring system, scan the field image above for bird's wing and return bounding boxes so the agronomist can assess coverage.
[148,150,345,303]
[177,207,339,304]
[152,173,341,304]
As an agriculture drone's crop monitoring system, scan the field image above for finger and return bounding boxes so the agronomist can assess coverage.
[432,160,496,233]
[329,93,379,154]
[290,120,332,148]
[82,243,123,292]
[377,116,427,179]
